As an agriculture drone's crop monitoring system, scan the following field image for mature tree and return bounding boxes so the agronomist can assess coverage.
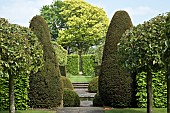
[0,18,43,113]
[29,15,63,108]
[118,14,169,113]
[40,0,109,72]
[40,0,65,40]
[99,10,134,107]
[163,12,170,113]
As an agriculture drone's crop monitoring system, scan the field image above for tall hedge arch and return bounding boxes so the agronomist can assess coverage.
[98,10,134,107]
[29,15,63,108]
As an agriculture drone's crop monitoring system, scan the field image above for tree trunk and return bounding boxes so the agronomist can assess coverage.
[147,69,152,113]
[9,75,15,113]
[167,65,170,113]
[78,50,83,75]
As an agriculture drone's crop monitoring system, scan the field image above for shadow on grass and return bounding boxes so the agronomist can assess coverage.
[105,108,146,113]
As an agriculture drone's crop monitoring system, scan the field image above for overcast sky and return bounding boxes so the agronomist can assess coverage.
[0,0,169,27]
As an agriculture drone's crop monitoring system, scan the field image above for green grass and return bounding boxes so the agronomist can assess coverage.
[105,108,166,113]
[68,75,93,82]
[0,110,56,113]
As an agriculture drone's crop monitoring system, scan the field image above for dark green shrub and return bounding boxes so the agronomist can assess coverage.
[67,54,79,76]
[99,10,134,107]
[82,55,95,76]
[29,15,63,108]
[88,76,98,93]
[93,92,103,107]
[61,76,74,90]
[0,18,43,111]
[63,88,80,107]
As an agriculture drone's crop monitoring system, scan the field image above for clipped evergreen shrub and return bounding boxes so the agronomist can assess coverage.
[61,76,74,90]
[63,88,80,107]
[82,55,95,76]
[88,76,98,93]
[98,10,134,107]
[93,92,103,107]
[29,15,63,108]
[67,54,79,76]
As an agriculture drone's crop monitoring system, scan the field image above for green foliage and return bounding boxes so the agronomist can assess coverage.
[88,76,98,93]
[41,0,109,53]
[136,71,167,108]
[63,88,80,107]
[82,55,95,76]
[0,18,43,110]
[99,10,134,107]
[95,44,104,65]
[61,76,74,90]
[118,14,168,72]
[52,41,68,66]
[29,15,63,108]
[67,54,79,76]
[93,92,103,107]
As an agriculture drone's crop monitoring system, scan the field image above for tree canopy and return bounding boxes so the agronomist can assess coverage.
[40,0,109,54]
[0,18,43,113]
[117,13,170,113]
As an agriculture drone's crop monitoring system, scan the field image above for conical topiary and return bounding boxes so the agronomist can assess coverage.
[29,15,63,108]
[98,10,134,107]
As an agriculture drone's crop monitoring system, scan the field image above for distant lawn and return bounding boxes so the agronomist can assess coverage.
[68,75,93,82]
[0,110,56,113]
[105,108,166,113]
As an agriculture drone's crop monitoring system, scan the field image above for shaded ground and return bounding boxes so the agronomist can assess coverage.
[56,107,104,113]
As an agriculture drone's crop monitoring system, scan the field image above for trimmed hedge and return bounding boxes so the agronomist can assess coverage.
[52,41,68,66]
[82,55,95,76]
[88,76,98,93]
[67,54,79,76]
[29,15,63,108]
[63,88,80,107]
[136,71,167,108]
[61,76,74,90]
[98,10,134,107]
[95,44,104,66]
[93,92,103,107]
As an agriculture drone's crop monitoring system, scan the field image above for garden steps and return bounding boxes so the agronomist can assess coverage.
[72,82,89,89]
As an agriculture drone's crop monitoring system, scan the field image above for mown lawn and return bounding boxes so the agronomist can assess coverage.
[68,75,92,82]
[0,110,56,113]
[105,108,166,113]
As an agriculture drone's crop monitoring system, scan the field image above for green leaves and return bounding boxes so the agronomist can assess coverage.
[0,18,43,110]
[118,13,168,72]
[40,0,109,54]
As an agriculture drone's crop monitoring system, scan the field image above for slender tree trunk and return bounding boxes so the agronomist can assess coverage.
[166,65,170,113]
[9,75,15,113]
[147,69,152,113]
[78,50,83,75]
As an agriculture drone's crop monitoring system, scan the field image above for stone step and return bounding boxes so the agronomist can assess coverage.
[72,82,89,89]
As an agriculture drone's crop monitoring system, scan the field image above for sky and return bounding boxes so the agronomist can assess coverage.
[0,0,169,27]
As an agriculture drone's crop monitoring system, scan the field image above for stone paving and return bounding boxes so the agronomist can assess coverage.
[56,107,104,113]
[74,88,96,107]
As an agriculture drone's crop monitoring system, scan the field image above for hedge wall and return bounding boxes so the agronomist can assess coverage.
[67,54,79,76]
[136,71,167,108]
[82,55,95,76]
[52,41,68,66]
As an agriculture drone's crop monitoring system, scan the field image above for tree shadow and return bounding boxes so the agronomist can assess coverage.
[105,108,146,113]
